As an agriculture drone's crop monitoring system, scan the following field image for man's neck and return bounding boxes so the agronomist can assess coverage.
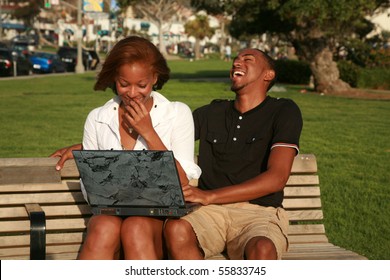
[234,91,267,114]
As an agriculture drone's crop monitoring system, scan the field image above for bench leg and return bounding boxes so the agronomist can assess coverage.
[25,204,46,260]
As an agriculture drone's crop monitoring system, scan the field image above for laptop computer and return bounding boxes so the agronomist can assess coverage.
[72,150,200,218]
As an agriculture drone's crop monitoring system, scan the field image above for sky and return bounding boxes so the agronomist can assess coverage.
[110,0,118,11]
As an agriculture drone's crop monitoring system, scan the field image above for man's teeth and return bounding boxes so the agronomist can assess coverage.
[233,71,245,77]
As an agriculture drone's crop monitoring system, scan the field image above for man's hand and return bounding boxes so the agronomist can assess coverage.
[49,143,82,171]
[182,184,213,206]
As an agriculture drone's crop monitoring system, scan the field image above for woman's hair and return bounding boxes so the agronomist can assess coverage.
[94,36,170,93]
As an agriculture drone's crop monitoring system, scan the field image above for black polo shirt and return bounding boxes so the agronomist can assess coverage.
[193,96,303,207]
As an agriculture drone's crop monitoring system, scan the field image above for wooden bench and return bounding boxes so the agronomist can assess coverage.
[0,154,367,260]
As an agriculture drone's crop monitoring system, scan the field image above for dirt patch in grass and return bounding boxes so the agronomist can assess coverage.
[329,89,390,100]
[312,88,390,100]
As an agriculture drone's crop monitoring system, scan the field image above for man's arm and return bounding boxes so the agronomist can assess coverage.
[182,146,296,205]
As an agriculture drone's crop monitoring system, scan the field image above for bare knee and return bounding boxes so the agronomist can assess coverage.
[87,215,122,241]
[164,219,204,259]
[121,216,151,236]
[79,215,122,259]
[245,237,277,260]
[121,216,163,240]
[121,217,164,259]
[164,219,195,247]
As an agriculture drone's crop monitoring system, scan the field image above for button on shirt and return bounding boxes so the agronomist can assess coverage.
[82,91,201,180]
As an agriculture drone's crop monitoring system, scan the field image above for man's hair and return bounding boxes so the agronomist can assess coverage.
[254,49,277,92]
[94,36,170,93]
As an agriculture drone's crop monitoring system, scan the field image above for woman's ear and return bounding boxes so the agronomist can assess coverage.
[152,75,158,90]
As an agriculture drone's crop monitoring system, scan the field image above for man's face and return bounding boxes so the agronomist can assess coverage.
[230,49,268,93]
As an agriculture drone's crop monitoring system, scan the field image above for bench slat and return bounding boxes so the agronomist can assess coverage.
[0,252,80,260]
[0,181,81,193]
[0,204,91,219]
[0,244,82,259]
[288,224,326,235]
[286,210,323,221]
[0,158,61,184]
[0,218,89,233]
[0,192,85,205]
[283,198,322,209]
[284,186,320,197]
[286,175,319,186]
[283,249,367,260]
[0,232,85,248]
[288,234,329,244]
[61,159,80,178]
[290,154,317,173]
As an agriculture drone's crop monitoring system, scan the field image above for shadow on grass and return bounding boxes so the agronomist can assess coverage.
[171,70,230,80]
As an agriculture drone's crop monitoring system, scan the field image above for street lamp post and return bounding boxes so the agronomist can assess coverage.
[0,0,3,41]
[75,0,84,73]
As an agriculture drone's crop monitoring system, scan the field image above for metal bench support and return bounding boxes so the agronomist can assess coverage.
[25,203,46,260]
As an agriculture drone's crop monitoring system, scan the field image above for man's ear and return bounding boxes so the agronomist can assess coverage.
[264,70,275,81]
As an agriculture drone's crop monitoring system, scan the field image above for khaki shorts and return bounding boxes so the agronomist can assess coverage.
[181,202,289,260]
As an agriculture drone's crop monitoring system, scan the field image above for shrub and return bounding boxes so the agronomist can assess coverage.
[337,60,360,88]
[358,68,390,90]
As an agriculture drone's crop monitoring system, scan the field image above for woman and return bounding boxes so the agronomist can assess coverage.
[51,36,200,260]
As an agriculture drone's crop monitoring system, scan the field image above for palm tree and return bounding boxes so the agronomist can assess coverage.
[185,14,214,60]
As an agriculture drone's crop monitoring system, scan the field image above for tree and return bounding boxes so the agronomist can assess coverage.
[116,0,191,54]
[12,0,41,29]
[190,0,236,59]
[184,13,215,59]
[228,0,390,93]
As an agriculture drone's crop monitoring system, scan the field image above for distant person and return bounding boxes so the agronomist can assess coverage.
[164,48,303,260]
[50,36,201,260]
[224,44,232,61]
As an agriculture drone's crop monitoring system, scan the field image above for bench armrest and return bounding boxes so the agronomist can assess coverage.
[25,203,46,260]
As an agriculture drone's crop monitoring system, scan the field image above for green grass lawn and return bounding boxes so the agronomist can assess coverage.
[0,59,389,259]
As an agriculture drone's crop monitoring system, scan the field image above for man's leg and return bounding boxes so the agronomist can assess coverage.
[244,236,278,260]
[164,219,203,259]
[226,204,288,260]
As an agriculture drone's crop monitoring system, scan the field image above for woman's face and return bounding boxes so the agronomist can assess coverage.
[115,62,157,106]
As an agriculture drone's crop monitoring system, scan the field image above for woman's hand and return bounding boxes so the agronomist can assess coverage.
[123,99,154,138]
[49,143,82,170]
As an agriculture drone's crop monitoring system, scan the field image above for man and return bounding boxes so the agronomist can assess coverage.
[163,48,303,260]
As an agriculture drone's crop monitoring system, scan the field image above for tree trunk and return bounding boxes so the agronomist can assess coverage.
[218,19,226,60]
[194,39,201,60]
[310,48,350,93]
[157,22,166,55]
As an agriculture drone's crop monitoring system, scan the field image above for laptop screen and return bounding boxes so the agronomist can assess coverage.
[72,150,185,208]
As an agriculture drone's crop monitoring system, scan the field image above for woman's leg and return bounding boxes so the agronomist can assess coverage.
[121,216,165,260]
[78,215,122,260]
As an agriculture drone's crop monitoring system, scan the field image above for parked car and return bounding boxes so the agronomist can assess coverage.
[11,35,38,52]
[0,48,32,77]
[11,41,33,56]
[0,41,9,49]
[57,46,100,72]
[29,52,66,74]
